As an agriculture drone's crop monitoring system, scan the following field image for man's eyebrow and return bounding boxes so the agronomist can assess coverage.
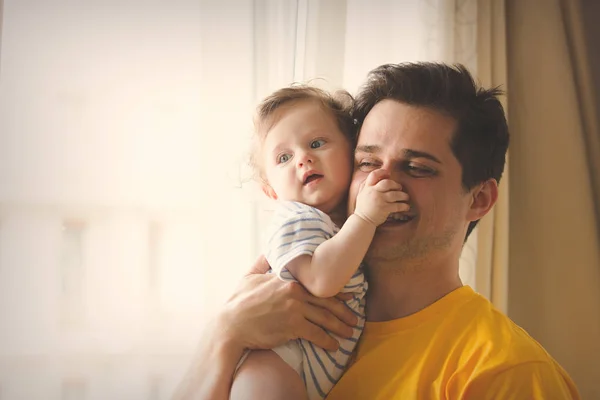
[355,145,381,154]
[403,149,442,164]
[356,145,443,164]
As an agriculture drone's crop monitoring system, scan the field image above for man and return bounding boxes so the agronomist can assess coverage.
[174,62,579,399]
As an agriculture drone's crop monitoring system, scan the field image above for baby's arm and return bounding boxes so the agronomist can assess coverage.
[285,169,409,297]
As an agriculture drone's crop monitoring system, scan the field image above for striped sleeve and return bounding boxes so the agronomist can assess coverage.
[265,201,336,282]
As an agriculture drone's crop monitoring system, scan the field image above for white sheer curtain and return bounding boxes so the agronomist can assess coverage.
[0,1,483,399]
[0,1,297,398]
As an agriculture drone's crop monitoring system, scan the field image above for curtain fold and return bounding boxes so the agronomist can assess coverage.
[560,0,600,237]
[473,0,509,313]
[506,0,600,397]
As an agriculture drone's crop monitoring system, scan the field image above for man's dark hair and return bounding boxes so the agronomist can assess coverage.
[353,62,509,240]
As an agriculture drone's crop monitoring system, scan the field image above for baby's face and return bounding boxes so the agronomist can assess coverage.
[261,100,353,214]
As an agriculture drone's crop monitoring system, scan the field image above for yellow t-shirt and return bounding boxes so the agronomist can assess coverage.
[326,286,579,400]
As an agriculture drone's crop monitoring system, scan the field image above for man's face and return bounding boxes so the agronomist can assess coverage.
[348,100,472,266]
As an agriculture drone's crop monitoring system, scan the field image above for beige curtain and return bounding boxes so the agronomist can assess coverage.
[474,0,510,314]
[563,0,600,230]
[507,0,600,398]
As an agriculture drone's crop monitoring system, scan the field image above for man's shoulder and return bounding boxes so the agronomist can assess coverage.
[455,292,558,365]
[444,293,579,395]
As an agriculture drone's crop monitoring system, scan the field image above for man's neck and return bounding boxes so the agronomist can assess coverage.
[364,257,463,322]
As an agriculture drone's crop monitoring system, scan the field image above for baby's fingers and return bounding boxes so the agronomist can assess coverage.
[365,169,391,187]
[383,190,410,204]
[374,178,403,192]
[393,202,411,213]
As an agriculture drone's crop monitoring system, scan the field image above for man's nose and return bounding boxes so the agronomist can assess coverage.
[380,167,402,183]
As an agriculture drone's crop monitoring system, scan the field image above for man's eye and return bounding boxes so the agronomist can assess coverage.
[310,139,326,149]
[406,164,435,177]
[357,161,379,171]
[278,154,291,163]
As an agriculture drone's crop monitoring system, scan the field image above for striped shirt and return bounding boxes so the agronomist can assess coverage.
[265,201,367,400]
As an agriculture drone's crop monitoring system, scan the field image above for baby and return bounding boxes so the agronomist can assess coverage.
[231,85,409,400]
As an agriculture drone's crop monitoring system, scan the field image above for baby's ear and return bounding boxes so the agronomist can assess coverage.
[261,184,278,200]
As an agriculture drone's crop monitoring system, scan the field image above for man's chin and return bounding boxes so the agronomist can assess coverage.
[373,220,415,243]
[368,231,458,265]
[377,221,413,233]
[366,238,412,263]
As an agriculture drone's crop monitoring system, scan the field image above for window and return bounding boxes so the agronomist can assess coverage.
[0,220,2,279]
[148,221,163,301]
[60,220,86,327]
[148,374,162,400]
[61,378,86,400]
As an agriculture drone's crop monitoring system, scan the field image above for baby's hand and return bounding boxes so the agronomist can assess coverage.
[354,169,410,226]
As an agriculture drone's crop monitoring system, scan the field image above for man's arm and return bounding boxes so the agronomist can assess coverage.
[172,317,244,400]
[172,256,358,400]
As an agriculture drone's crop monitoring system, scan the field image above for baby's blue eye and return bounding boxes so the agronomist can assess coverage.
[310,139,326,149]
[278,154,291,163]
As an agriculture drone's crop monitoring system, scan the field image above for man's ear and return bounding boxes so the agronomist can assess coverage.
[466,179,498,222]
[261,184,278,200]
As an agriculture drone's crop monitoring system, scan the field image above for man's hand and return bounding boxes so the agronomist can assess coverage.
[217,255,358,351]
[172,255,357,400]
[354,169,410,226]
